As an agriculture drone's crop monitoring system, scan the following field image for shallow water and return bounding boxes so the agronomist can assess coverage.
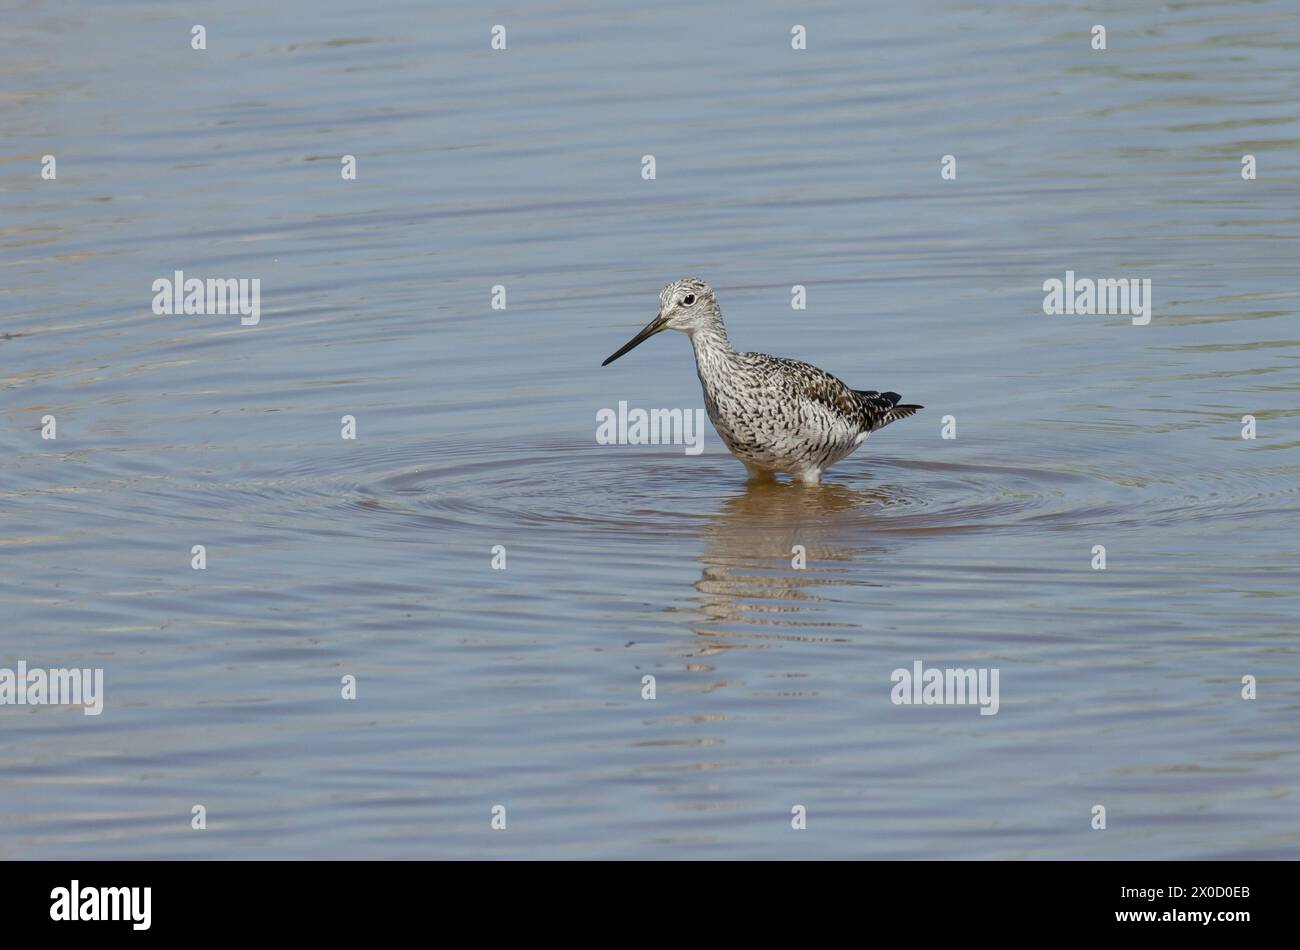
[2,1,1298,858]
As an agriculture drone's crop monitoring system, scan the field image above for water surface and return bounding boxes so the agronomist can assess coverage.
[2,1,1298,858]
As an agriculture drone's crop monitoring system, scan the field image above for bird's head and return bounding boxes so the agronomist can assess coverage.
[602,277,719,366]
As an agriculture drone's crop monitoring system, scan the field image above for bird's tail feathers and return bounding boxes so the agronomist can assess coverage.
[857,387,920,428]
[882,404,923,426]
[854,389,922,430]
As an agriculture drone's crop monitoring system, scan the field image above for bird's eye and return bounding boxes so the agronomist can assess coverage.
[682,294,696,306]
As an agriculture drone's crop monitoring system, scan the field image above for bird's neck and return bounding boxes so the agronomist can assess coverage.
[688,320,735,385]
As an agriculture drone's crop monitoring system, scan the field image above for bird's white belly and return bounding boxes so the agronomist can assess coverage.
[704,393,862,473]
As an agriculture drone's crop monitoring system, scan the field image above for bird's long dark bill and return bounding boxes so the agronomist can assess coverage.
[602,314,667,366]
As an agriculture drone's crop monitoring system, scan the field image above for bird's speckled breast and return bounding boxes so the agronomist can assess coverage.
[691,331,865,474]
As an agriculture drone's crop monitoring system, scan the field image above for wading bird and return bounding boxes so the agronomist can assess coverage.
[602,278,921,485]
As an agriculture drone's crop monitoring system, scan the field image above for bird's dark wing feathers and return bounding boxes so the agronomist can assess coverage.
[854,389,923,431]
[745,353,921,433]
[748,354,864,423]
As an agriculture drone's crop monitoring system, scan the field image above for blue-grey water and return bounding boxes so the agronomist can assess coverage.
[2,1,1298,859]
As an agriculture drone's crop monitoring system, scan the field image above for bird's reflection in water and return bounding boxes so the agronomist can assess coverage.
[687,479,897,656]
